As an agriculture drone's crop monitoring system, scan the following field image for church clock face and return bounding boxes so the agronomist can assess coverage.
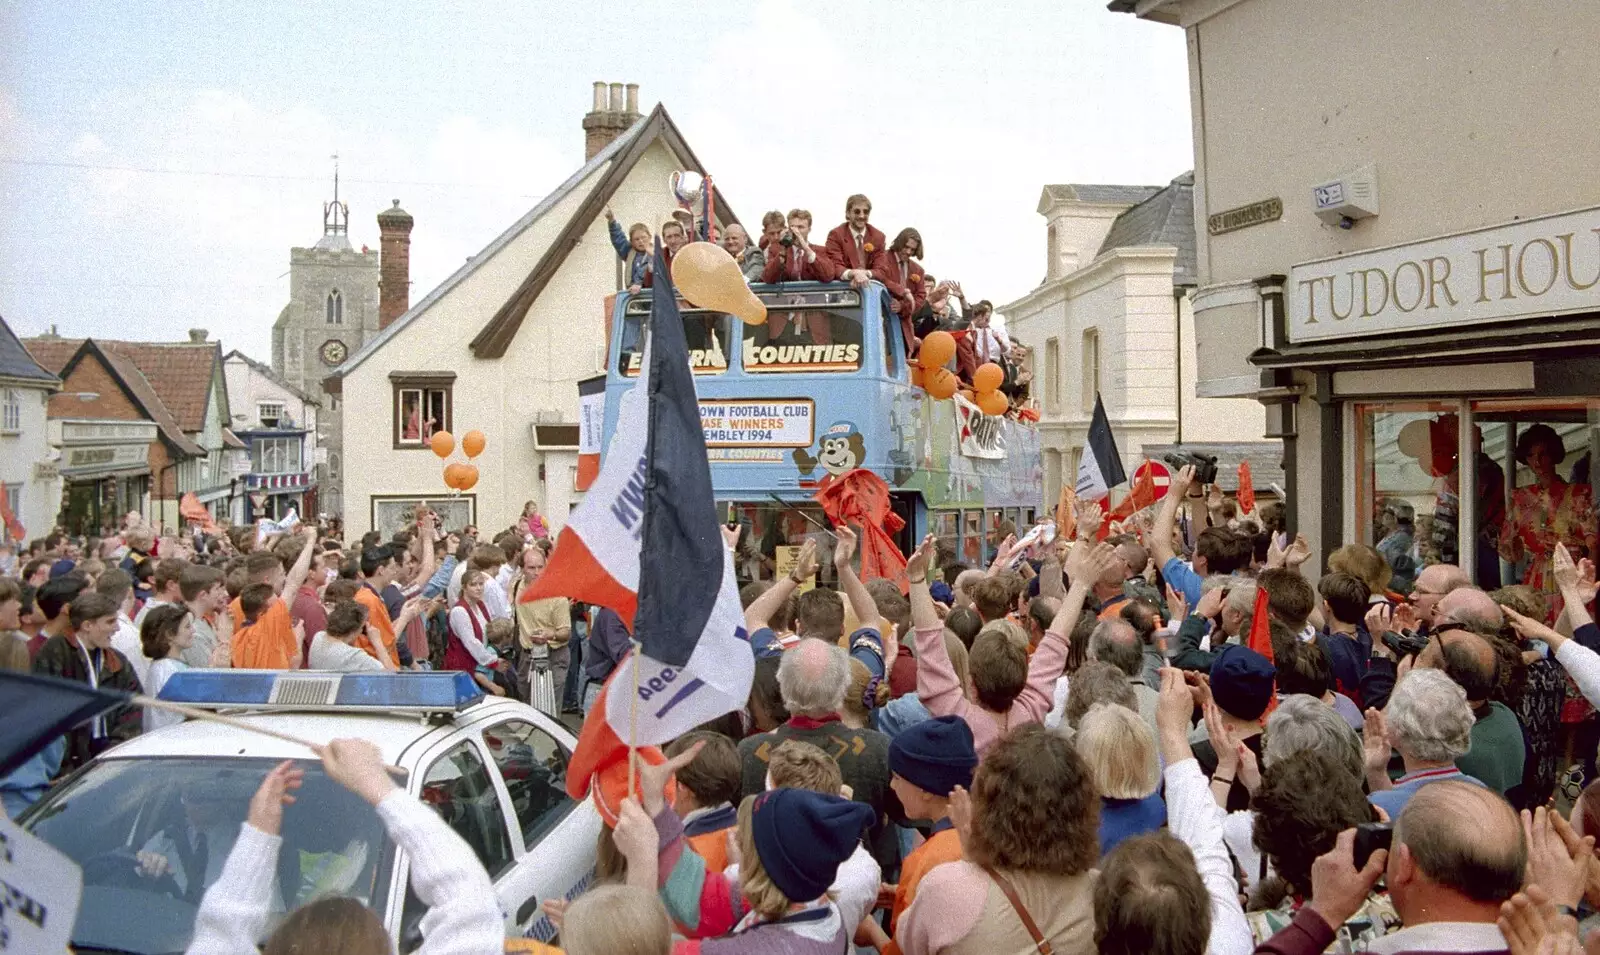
[320,339,348,366]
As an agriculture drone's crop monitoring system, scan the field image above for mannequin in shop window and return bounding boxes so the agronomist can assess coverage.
[1497,423,1597,601]
[1405,415,1506,589]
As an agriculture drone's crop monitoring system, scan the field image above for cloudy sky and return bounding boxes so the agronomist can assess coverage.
[0,0,1191,358]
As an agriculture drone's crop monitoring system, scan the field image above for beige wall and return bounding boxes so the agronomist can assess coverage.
[1186,0,1600,290]
[1176,292,1262,441]
[341,142,689,537]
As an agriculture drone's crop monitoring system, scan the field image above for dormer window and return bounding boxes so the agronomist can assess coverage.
[258,402,285,429]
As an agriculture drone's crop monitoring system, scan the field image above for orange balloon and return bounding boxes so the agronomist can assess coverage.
[978,390,1010,416]
[462,429,486,459]
[959,387,975,403]
[973,362,1004,393]
[925,367,959,400]
[430,430,455,459]
[910,365,925,389]
[920,331,955,369]
[442,463,464,489]
[672,241,767,326]
[458,464,480,491]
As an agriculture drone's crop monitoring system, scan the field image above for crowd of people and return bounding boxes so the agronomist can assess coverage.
[13,458,1600,954]
[604,195,1034,406]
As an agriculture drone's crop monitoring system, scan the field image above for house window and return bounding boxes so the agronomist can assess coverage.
[1081,328,1100,413]
[328,452,340,480]
[391,373,455,449]
[258,402,285,428]
[326,289,343,325]
[1,388,21,433]
[252,436,302,474]
[1044,338,1061,413]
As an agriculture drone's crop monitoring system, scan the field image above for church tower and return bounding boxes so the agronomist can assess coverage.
[271,162,382,519]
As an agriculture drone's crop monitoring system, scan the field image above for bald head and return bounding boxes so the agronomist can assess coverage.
[1413,564,1471,626]
[953,569,985,609]
[1419,625,1499,703]
[776,637,849,717]
[1393,781,1524,908]
[1436,587,1503,633]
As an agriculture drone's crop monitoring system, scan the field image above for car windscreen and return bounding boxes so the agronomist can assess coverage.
[22,756,394,955]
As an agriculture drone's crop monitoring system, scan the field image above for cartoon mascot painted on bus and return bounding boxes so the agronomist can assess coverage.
[794,421,865,489]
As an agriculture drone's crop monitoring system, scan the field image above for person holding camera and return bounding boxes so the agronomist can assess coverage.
[759,209,837,284]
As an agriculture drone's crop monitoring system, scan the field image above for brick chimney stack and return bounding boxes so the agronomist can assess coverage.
[582,81,642,160]
[377,199,414,328]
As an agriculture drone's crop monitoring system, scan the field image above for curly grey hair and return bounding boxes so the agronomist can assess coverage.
[1385,668,1474,764]
[1264,694,1364,780]
[776,637,850,718]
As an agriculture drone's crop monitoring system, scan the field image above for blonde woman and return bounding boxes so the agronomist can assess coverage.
[1075,702,1166,857]
[561,884,671,955]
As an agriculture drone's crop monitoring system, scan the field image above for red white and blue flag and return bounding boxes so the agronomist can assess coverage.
[524,241,752,747]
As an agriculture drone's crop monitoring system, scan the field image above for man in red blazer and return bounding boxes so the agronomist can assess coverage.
[824,194,888,289]
[761,210,837,343]
[760,209,838,284]
[641,219,688,288]
[877,227,926,354]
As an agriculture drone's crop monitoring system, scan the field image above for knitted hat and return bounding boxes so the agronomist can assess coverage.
[750,789,874,902]
[888,715,977,797]
[1209,645,1277,721]
[929,580,955,605]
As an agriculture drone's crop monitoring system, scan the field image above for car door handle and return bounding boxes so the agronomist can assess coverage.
[518,896,541,923]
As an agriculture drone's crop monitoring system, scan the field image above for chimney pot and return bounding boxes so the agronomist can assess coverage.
[625,83,639,114]
[188,328,208,344]
[608,82,624,112]
[592,81,606,111]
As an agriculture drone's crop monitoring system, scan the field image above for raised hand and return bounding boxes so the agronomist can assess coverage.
[1285,534,1312,568]
[637,738,703,816]
[1196,584,1225,620]
[834,524,859,569]
[950,785,973,855]
[1365,602,1395,638]
[315,738,396,806]
[1392,601,1420,633]
[1170,464,1197,501]
[794,537,821,581]
[1165,583,1188,624]
[1307,828,1388,928]
[1074,500,1105,542]
[1066,540,1117,586]
[247,760,304,836]
[1236,740,1262,794]
[906,534,937,581]
[1523,807,1592,910]
[1363,708,1392,779]
[721,523,740,551]
[1204,703,1241,780]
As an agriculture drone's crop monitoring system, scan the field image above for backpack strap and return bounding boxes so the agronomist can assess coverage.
[980,865,1053,955]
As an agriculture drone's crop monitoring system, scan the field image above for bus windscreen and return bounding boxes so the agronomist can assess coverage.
[741,305,864,373]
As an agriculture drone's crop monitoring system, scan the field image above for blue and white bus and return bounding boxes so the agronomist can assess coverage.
[602,280,1043,583]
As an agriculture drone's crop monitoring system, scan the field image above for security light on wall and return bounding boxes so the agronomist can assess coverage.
[1312,164,1379,229]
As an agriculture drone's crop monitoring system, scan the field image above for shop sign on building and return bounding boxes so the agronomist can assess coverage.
[1208,197,1283,236]
[1289,204,1600,343]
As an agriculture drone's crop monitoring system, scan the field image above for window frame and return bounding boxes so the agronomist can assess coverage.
[413,739,517,879]
[1081,328,1100,413]
[390,373,456,450]
[252,435,302,474]
[1044,337,1061,413]
[1,387,21,433]
[326,288,344,325]
[258,401,285,429]
[480,718,577,851]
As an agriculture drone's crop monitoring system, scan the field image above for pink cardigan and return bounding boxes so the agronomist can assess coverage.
[913,624,1067,757]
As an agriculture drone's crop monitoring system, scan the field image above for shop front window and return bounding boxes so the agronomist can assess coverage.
[1356,399,1600,602]
[1472,399,1600,599]
[1354,401,1458,591]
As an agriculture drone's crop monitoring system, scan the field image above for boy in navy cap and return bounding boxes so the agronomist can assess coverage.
[1194,644,1275,812]
[884,715,979,937]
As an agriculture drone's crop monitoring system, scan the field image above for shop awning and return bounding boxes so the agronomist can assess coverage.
[1252,313,1600,369]
[63,465,150,482]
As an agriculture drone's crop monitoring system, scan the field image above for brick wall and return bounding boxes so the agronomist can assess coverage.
[50,353,174,481]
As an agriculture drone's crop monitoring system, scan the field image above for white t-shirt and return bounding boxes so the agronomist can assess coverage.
[111,614,152,691]
[726,842,879,937]
[144,658,189,732]
[308,632,386,672]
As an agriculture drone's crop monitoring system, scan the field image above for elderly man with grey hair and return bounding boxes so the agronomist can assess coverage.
[1364,668,1483,818]
[1170,576,1256,673]
[1086,617,1160,737]
[735,637,895,867]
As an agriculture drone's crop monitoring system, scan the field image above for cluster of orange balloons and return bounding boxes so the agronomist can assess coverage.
[969,362,1010,417]
[910,331,960,399]
[432,429,486,492]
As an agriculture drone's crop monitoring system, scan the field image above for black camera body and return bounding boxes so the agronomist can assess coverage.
[1162,449,1220,486]
[1382,628,1430,658]
[780,231,795,247]
[1353,822,1393,871]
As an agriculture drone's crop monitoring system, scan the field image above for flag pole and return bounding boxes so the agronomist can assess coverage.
[134,695,407,777]
[627,638,642,798]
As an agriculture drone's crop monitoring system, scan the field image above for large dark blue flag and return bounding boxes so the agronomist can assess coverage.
[0,671,130,777]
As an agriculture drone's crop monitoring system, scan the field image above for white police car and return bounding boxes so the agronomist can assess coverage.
[20,670,599,954]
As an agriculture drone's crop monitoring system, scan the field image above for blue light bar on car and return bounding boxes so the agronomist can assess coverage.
[157,670,485,714]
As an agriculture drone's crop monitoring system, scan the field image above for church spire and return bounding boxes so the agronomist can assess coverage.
[315,154,353,251]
